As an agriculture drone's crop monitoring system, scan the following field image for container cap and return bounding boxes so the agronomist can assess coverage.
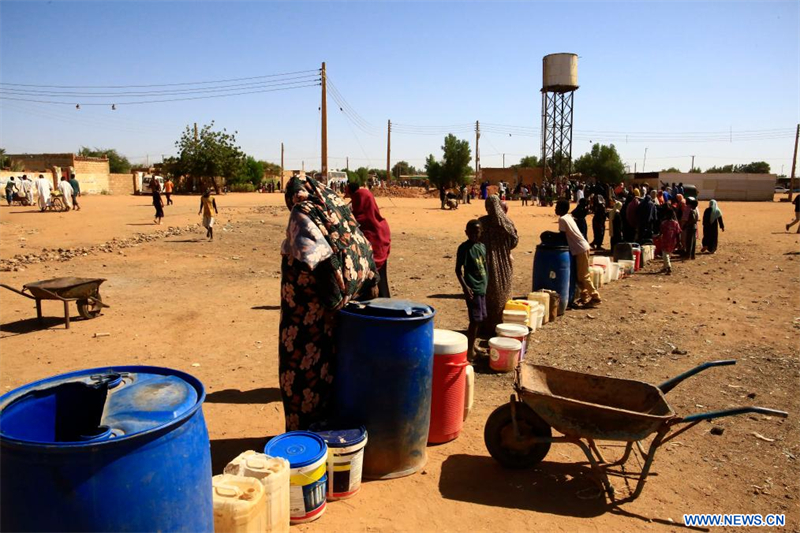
[488,337,522,350]
[495,324,529,337]
[343,298,434,319]
[310,426,367,448]
[0,366,203,446]
[433,329,468,355]
[264,431,327,468]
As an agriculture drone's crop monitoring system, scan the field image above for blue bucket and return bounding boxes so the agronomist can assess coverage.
[265,431,328,524]
[0,366,213,533]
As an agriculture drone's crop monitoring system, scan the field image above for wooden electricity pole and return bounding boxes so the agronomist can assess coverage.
[346,156,349,171]
[790,124,799,202]
[194,123,198,142]
[321,62,328,182]
[386,120,391,182]
[280,142,285,191]
[475,121,480,179]
[690,155,695,172]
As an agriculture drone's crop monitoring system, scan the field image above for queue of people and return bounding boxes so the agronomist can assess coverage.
[4,174,81,212]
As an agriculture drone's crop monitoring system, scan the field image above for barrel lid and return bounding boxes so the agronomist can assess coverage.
[433,329,468,355]
[343,298,434,319]
[495,323,528,337]
[264,431,327,468]
[0,366,203,447]
[310,426,367,448]
[488,337,522,350]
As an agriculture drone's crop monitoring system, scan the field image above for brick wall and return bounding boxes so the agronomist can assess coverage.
[108,173,135,195]
[72,159,111,194]
[7,153,74,171]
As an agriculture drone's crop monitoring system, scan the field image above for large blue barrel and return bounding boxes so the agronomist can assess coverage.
[0,366,213,533]
[334,299,435,479]
[533,244,571,315]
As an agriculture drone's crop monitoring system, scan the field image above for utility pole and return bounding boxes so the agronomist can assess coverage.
[789,123,799,202]
[386,120,391,182]
[194,123,198,142]
[643,147,648,172]
[321,62,328,182]
[475,121,480,178]
[280,142,285,191]
[346,156,349,171]
[690,155,695,173]
[503,153,505,169]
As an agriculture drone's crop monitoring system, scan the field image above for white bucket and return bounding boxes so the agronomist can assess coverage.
[527,292,550,324]
[488,336,522,373]
[502,309,528,326]
[496,323,529,360]
[314,428,367,501]
[618,259,635,276]
[608,262,621,281]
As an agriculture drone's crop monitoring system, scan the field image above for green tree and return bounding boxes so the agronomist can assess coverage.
[391,160,417,179]
[78,147,132,173]
[368,168,388,181]
[236,156,265,186]
[573,143,626,184]
[689,167,702,173]
[661,167,682,173]
[514,155,540,168]
[347,167,370,186]
[170,122,245,192]
[705,164,736,173]
[425,134,472,188]
[738,161,771,173]
[547,150,572,178]
[260,161,281,177]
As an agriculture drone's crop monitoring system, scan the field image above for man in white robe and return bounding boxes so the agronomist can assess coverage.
[58,177,74,211]
[36,175,52,211]
[20,175,34,205]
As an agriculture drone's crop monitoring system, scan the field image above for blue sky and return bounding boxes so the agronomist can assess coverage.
[1,1,798,174]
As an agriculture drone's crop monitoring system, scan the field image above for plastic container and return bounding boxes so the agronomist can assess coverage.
[589,266,604,288]
[608,262,621,281]
[488,337,522,373]
[310,426,367,501]
[613,242,634,262]
[0,366,213,533]
[526,292,550,324]
[428,329,469,444]
[532,244,571,315]
[224,451,290,533]
[642,244,655,264]
[540,289,561,321]
[212,474,267,533]
[496,323,529,361]
[504,300,531,325]
[591,256,610,271]
[264,432,327,524]
[618,259,635,276]
[533,306,544,330]
[464,365,474,421]
[502,309,528,326]
[632,249,642,271]
[335,299,435,479]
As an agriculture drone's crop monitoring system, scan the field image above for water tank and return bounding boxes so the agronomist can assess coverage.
[542,53,579,92]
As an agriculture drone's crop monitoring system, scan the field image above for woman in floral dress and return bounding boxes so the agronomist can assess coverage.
[479,194,519,333]
[279,176,379,431]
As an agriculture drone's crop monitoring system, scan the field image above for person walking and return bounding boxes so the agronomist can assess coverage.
[151,179,164,224]
[591,195,607,249]
[68,174,81,211]
[58,177,74,211]
[682,198,699,259]
[35,174,52,211]
[479,195,519,332]
[348,182,392,298]
[659,210,682,275]
[21,175,34,206]
[164,178,174,205]
[198,188,218,240]
[786,194,800,234]
[5,177,17,205]
[701,200,725,253]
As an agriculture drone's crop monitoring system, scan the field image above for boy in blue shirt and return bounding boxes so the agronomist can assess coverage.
[456,219,488,361]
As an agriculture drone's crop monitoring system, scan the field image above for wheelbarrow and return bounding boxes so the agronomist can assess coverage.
[1,277,109,329]
[484,360,788,502]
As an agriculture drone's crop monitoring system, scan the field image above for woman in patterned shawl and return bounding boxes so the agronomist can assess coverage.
[479,194,519,333]
[279,176,379,431]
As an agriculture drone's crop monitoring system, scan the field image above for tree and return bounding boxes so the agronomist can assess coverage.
[689,167,702,173]
[514,155,540,169]
[170,121,245,192]
[78,147,132,173]
[661,167,682,173]
[260,161,281,178]
[0,148,8,169]
[705,161,771,174]
[705,164,735,173]
[547,150,572,178]
[391,160,417,179]
[369,168,388,181]
[425,134,472,188]
[236,156,265,186]
[347,167,370,186]
[573,143,626,184]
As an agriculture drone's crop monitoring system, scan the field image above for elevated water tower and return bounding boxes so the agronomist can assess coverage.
[540,53,578,178]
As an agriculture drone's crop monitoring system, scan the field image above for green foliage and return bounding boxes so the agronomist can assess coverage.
[78,147,132,173]
[347,167,370,186]
[705,161,770,174]
[369,168,388,181]
[236,156,265,186]
[689,167,702,173]
[573,143,626,184]
[547,150,572,178]
[229,183,256,192]
[261,161,281,177]
[514,155,540,169]
[170,121,245,192]
[391,160,417,179]
[661,167,682,173]
[0,148,8,169]
[425,134,472,188]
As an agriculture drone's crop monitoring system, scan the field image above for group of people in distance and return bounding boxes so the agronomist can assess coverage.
[4,174,81,212]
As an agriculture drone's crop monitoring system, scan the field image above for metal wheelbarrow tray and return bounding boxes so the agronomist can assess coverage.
[1,277,110,329]
[484,360,788,502]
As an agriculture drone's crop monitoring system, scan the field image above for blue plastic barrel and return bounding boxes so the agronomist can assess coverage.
[334,299,435,479]
[0,366,213,533]
[532,244,571,315]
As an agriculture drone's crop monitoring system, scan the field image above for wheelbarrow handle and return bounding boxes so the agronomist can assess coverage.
[658,359,737,394]
[0,284,36,300]
[681,406,789,423]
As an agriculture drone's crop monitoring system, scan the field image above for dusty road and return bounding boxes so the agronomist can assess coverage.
[1,192,798,532]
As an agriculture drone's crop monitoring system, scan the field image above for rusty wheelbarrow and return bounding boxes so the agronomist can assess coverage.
[1,277,110,329]
[484,361,788,502]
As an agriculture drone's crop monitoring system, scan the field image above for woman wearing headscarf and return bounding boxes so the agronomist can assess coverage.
[608,198,623,249]
[636,193,658,243]
[701,199,725,254]
[571,197,589,240]
[280,176,379,431]
[590,195,607,249]
[624,192,640,242]
[479,195,519,332]
[348,183,392,297]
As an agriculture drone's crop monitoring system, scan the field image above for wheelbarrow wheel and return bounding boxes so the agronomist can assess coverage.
[484,401,552,469]
[78,295,103,319]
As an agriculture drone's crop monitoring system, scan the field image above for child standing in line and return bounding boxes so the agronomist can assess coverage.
[555,199,601,307]
[659,209,682,275]
[199,188,218,240]
[456,219,488,361]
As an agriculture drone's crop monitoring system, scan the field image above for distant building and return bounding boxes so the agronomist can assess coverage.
[625,172,775,201]
[480,167,547,187]
[4,153,113,194]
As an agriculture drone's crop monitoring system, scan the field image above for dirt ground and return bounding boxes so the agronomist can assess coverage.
[1,192,798,532]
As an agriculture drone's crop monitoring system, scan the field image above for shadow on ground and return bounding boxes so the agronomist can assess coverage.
[1,316,74,336]
[206,387,281,405]
[210,436,273,474]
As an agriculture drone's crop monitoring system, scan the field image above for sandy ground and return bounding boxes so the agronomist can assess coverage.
[1,192,798,532]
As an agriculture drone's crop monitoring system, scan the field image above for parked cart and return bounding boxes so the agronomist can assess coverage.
[1,277,109,329]
[484,360,788,502]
